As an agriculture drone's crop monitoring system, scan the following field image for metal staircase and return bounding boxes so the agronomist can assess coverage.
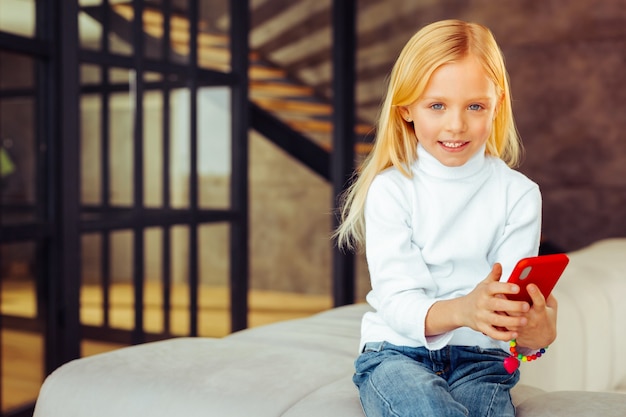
[85,3,374,180]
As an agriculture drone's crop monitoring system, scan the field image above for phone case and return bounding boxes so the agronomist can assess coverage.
[506,253,570,303]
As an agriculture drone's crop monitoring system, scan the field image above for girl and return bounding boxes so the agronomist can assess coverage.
[335,20,557,417]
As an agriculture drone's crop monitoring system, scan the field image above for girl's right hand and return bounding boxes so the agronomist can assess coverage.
[457,263,531,341]
[425,263,529,340]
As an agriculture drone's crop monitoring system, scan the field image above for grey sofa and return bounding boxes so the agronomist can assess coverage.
[34,239,626,416]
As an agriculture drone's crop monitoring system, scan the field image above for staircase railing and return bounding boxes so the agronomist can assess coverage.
[81,0,368,333]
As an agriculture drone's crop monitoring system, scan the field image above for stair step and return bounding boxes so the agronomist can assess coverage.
[109,3,374,156]
[249,66,287,80]
[250,81,315,97]
[254,97,331,116]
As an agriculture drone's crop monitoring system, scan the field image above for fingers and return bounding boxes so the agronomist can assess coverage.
[477,265,559,345]
[495,308,527,327]
[484,328,518,342]
[485,264,525,303]
[480,315,521,341]
[545,293,558,310]
[512,287,558,348]
[476,305,528,341]
[480,308,532,341]
[484,263,523,299]
[527,284,551,311]
[464,263,536,340]
[488,262,503,282]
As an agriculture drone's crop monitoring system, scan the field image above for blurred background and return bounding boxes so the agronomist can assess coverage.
[1,1,625,415]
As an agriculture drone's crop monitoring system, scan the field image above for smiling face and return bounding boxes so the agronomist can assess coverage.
[400,55,501,167]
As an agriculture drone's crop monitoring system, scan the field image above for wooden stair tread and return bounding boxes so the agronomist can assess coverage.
[250,66,287,80]
[254,96,331,116]
[250,80,315,97]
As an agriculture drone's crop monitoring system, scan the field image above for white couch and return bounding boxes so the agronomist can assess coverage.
[518,238,626,394]
[33,239,626,416]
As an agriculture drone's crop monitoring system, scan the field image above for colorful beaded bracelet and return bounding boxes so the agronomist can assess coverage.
[503,339,549,374]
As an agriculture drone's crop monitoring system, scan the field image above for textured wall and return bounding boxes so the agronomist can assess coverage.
[248,130,372,297]
[503,24,626,251]
[249,131,333,294]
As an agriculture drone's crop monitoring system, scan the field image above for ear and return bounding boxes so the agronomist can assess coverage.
[398,106,412,122]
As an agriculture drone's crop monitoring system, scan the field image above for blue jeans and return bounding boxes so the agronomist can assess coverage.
[353,342,519,417]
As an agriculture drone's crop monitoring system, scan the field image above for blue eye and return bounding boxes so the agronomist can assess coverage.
[431,103,444,110]
[468,104,483,111]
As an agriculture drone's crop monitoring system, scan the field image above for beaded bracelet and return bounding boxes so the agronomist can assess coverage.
[503,339,549,374]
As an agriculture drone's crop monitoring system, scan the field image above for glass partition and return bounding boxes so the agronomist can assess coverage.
[1,1,244,414]
[0,0,35,38]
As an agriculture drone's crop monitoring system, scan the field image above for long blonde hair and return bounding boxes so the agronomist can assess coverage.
[334,19,522,251]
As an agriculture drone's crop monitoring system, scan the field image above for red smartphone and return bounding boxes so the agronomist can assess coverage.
[506,254,570,303]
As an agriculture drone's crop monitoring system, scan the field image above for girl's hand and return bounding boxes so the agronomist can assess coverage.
[512,284,558,349]
[456,263,531,342]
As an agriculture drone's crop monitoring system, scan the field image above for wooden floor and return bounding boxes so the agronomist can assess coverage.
[1,280,332,413]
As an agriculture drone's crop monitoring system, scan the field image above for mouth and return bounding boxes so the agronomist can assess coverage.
[439,141,469,150]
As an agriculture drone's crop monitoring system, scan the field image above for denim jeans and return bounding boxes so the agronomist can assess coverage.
[353,342,519,417]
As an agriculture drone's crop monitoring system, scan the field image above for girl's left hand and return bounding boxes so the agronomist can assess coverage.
[508,284,558,349]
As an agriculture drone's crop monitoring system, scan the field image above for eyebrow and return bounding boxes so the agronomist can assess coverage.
[420,95,494,102]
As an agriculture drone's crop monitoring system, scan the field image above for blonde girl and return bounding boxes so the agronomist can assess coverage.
[336,19,521,250]
[337,20,557,417]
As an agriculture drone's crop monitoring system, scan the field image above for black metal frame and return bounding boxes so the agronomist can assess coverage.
[331,0,356,307]
[0,2,59,415]
[229,0,250,332]
[72,0,250,343]
[0,0,250,415]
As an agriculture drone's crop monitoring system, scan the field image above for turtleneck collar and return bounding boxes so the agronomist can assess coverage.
[414,142,487,180]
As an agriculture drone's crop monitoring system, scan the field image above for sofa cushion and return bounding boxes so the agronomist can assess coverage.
[279,376,550,417]
[226,303,368,356]
[34,337,354,417]
[281,375,363,417]
[515,391,626,417]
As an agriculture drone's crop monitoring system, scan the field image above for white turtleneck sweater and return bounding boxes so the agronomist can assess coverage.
[361,144,542,352]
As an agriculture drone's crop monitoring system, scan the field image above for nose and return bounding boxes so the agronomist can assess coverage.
[445,109,467,133]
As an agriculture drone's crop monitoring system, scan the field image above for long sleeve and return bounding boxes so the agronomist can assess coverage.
[489,185,543,281]
[358,146,542,352]
[365,174,453,349]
